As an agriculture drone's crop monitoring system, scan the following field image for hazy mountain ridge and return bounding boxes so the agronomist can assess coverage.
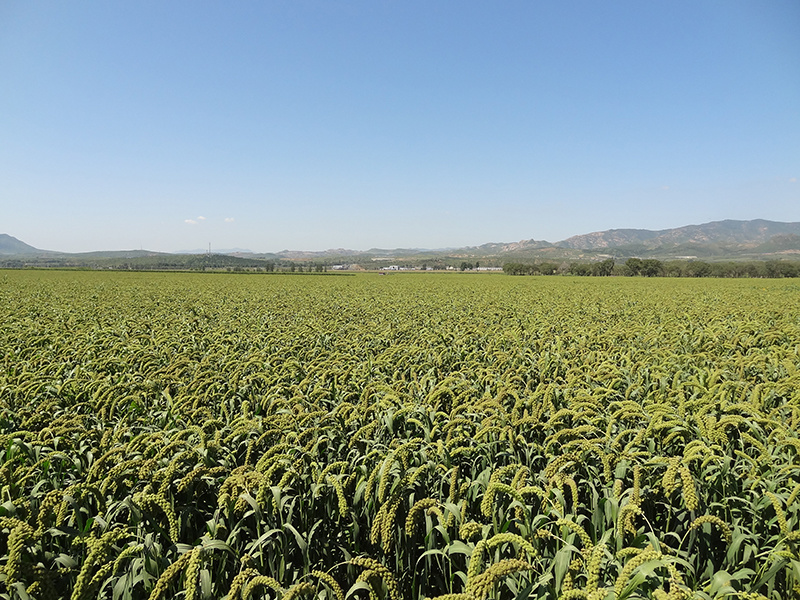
[558,219,800,250]
[3,219,799,265]
[177,248,253,255]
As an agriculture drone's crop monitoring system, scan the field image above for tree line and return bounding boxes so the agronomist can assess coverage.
[504,258,800,278]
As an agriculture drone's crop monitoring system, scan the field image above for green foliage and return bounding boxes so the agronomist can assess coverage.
[511,258,800,279]
[503,262,559,276]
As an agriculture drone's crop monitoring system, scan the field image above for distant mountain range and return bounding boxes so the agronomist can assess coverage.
[3,219,800,267]
[176,248,253,255]
[557,219,800,250]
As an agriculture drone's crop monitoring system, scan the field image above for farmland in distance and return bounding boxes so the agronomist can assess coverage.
[1,270,799,599]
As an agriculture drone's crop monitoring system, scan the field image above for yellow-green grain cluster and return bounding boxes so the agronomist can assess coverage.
[1,270,799,599]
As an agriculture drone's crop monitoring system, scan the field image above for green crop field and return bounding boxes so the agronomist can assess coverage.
[1,270,799,600]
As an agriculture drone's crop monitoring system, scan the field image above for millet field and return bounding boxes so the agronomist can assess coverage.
[1,270,799,600]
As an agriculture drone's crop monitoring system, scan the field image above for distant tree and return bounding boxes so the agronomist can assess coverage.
[710,262,734,277]
[593,259,615,276]
[711,262,731,277]
[625,258,643,276]
[766,260,799,278]
[640,259,663,277]
[569,263,592,276]
[744,263,763,278]
[504,262,562,276]
[540,262,559,275]
[503,263,530,275]
[685,261,711,277]
[663,262,683,277]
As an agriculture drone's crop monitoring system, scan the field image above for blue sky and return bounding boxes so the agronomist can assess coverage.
[1,1,798,253]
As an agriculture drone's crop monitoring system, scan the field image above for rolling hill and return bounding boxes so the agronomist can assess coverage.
[2,219,799,268]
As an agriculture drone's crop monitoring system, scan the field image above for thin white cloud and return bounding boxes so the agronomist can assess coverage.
[224,217,235,223]
[197,215,206,221]
[185,219,198,225]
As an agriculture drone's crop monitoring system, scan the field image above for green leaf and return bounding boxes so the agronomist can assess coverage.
[200,538,232,552]
[345,581,374,599]
[708,570,736,597]
[728,568,756,581]
[54,553,79,569]
[553,544,572,592]
[283,522,308,552]
[8,582,31,600]
[418,548,447,561]
[617,559,663,600]
[446,540,474,557]
[200,568,212,598]
[514,579,535,600]
[750,556,789,592]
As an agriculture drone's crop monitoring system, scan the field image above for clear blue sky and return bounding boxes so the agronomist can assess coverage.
[1,1,798,253]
